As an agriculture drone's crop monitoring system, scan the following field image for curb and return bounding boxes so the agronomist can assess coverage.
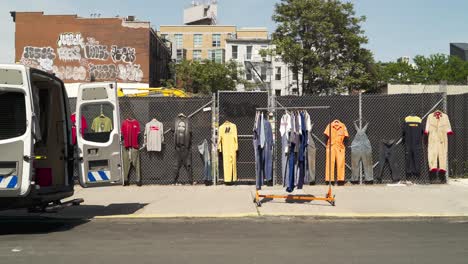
[91,212,468,219]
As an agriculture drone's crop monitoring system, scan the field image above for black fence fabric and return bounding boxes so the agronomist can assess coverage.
[68,91,468,185]
[448,94,468,177]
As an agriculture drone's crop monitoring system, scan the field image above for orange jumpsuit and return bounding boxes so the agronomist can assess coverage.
[324,120,349,182]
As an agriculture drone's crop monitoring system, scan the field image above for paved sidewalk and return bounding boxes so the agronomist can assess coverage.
[2,179,468,219]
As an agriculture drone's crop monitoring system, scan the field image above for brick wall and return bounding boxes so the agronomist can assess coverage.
[14,12,153,84]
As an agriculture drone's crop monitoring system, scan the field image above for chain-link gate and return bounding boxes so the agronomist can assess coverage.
[216,91,268,184]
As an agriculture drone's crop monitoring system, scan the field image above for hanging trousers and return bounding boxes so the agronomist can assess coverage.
[286,142,296,192]
[255,146,264,189]
[350,149,373,182]
[297,131,307,189]
[306,132,316,183]
[122,147,141,184]
[281,133,289,187]
[405,145,422,177]
[325,146,346,182]
[173,148,193,184]
[377,141,400,182]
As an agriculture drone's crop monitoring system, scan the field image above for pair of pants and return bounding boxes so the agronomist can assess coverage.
[325,145,346,182]
[255,146,264,189]
[173,148,193,184]
[377,141,400,182]
[428,137,448,172]
[286,142,296,192]
[281,133,289,187]
[306,135,316,183]
[405,145,422,177]
[350,148,373,181]
[122,147,141,184]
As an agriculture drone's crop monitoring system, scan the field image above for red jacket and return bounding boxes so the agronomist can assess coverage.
[121,119,141,149]
[71,113,87,145]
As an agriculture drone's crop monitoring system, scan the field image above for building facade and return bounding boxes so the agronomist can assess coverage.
[450,43,468,61]
[11,12,171,88]
[225,39,302,96]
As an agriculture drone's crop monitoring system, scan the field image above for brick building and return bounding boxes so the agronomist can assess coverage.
[11,12,171,89]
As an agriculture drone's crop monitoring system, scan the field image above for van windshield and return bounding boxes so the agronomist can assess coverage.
[0,91,27,140]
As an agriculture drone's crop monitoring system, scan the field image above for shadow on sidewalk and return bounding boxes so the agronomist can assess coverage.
[54,203,149,219]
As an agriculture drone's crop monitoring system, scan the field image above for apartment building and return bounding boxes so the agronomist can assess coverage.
[225,38,302,96]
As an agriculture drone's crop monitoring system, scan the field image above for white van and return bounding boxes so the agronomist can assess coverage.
[0,64,123,212]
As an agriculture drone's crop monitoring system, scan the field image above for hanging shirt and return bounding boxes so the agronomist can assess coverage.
[145,119,164,152]
[71,113,87,145]
[324,120,349,149]
[121,119,141,149]
[91,115,113,132]
[279,113,292,137]
[259,113,266,148]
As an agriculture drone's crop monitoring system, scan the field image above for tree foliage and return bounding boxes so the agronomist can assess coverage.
[378,54,468,85]
[272,0,375,94]
[174,60,247,94]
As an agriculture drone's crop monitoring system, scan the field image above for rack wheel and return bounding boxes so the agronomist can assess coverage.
[256,202,262,207]
[253,198,257,204]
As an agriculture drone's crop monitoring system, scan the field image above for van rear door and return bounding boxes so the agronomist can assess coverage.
[76,82,123,187]
[0,65,33,197]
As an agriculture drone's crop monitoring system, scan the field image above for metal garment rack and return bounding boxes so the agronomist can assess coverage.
[254,106,336,207]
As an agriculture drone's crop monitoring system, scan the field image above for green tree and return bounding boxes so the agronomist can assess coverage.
[377,54,468,85]
[174,60,247,94]
[272,0,375,94]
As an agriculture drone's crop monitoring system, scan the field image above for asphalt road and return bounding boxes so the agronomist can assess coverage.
[0,217,467,264]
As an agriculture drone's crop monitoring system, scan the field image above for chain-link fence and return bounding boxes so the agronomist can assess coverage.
[69,91,468,186]
[70,96,213,185]
[217,91,268,183]
[448,93,468,178]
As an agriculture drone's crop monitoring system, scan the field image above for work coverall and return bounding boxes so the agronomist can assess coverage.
[324,120,349,182]
[403,116,423,177]
[218,121,238,183]
[376,139,400,182]
[350,122,373,182]
[425,111,453,172]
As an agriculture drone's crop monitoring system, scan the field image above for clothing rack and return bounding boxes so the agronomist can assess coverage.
[253,105,336,207]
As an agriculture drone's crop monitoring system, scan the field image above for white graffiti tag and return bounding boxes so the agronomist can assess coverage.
[111,45,136,63]
[57,33,84,47]
[53,65,87,81]
[21,46,56,71]
[118,64,143,82]
[57,46,82,62]
[89,64,118,80]
[84,38,109,61]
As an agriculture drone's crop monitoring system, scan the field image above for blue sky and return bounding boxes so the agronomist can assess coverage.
[0,0,467,63]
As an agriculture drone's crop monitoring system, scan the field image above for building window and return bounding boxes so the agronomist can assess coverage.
[193,50,202,62]
[261,45,268,59]
[246,46,253,60]
[161,34,168,40]
[176,49,185,63]
[246,68,252,81]
[261,66,267,81]
[275,90,282,96]
[175,34,183,48]
[232,45,238,59]
[275,67,282,81]
[208,49,223,63]
[212,34,221,47]
[292,71,298,81]
[194,34,203,48]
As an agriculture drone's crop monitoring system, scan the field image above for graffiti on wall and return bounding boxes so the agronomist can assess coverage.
[20,33,144,82]
[21,46,56,71]
[58,46,82,62]
[57,33,84,47]
[111,46,136,63]
[84,38,110,61]
[89,64,118,80]
[53,65,87,81]
[118,64,143,82]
